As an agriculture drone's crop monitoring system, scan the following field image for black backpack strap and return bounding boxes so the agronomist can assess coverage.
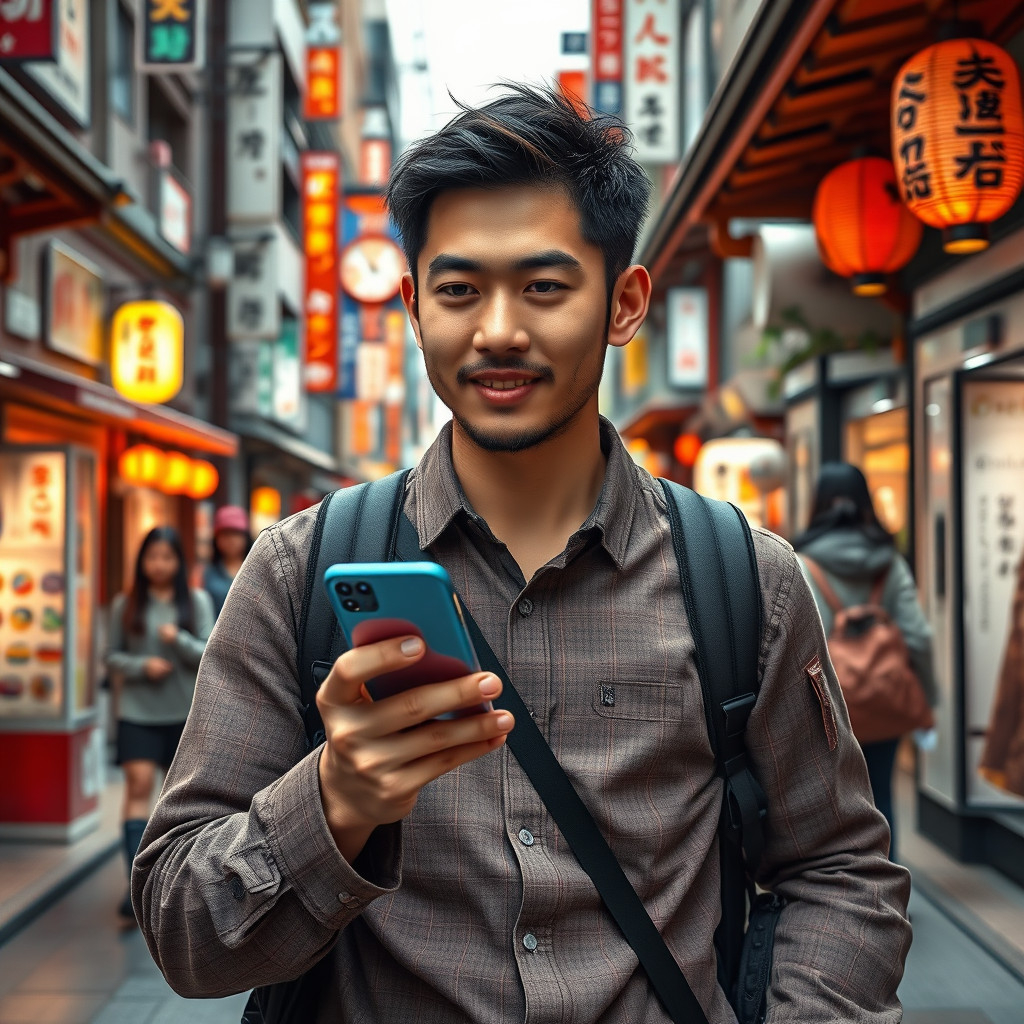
[296,470,412,748]
[658,480,767,994]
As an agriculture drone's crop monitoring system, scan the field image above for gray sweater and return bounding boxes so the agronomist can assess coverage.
[797,528,937,707]
[107,590,214,725]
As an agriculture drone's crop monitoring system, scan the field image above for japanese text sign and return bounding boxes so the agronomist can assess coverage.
[138,0,205,73]
[227,233,280,340]
[110,300,184,405]
[0,0,58,60]
[624,0,680,163]
[667,287,708,389]
[591,0,623,114]
[227,52,282,223]
[44,241,103,366]
[302,151,340,392]
[305,3,342,121]
[25,0,89,127]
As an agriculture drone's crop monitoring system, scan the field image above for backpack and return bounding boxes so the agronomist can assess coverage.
[801,557,934,744]
[244,471,780,1024]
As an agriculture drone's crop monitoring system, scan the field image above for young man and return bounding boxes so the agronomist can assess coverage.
[134,86,911,1022]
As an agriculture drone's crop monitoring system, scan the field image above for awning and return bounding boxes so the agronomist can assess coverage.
[0,69,192,282]
[0,351,238,457]
[232,415,345,476]
[641,0,1024,284]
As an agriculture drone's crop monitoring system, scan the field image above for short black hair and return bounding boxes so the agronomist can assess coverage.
[385,83,651,293]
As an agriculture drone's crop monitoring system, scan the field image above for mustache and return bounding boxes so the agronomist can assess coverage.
[456,359,554,386]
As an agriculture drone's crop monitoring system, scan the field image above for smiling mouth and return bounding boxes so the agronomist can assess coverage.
[474,379,535,390]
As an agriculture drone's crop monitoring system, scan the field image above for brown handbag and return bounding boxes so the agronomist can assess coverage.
[802,557,934,744]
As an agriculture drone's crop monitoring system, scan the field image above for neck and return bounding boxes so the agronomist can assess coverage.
[149,584,175,601]
[450,409,607,579]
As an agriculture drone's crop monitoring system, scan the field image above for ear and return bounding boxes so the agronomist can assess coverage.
[607,265,652,349]
[400,273,423,350]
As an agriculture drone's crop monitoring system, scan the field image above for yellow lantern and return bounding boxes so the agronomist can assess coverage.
[119,445,167,488]
[251,486,282,520]
[162,451,193,495]
[111,301,184,404]
[186,460,219,500]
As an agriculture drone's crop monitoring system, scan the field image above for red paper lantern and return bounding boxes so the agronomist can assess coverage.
[674,433,702,468]
[812,157,924,296]
[119,445,166,488]
[892,39,1024,254]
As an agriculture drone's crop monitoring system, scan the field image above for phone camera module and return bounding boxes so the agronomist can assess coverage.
[338,583,353,596]
[342,599,360,612]
[356,582,373,595]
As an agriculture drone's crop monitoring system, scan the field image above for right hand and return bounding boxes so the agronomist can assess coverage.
[144,656,173,680]
[316,635,514,859]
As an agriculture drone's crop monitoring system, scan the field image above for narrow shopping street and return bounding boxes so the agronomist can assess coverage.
[0,773,1021,1024]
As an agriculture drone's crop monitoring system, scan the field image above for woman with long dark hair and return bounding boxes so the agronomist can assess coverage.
[794,462,936,860]
[202,505,254,620]
[107,526,213,919]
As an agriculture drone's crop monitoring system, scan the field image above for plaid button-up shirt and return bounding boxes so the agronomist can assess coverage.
[135,419,911,1023]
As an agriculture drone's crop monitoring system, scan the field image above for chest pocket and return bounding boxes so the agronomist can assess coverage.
[591,680,688,722]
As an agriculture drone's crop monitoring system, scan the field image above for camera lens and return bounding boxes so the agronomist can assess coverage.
[342,599,359,612]
[338,583,352,596]
[356,582,372,595]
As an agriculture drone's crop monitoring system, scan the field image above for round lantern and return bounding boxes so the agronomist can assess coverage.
[162,451,193,495]
[119,445,166,488]
[891,38,1024,254]
[186,460,219,500]
[812,157,924,296]
[110,300,185,405]
[674,433,702,468]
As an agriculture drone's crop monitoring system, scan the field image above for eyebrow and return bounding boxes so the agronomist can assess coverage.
[425,249,583,280]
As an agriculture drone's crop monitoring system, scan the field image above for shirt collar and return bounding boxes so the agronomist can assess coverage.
[410,416,640,569]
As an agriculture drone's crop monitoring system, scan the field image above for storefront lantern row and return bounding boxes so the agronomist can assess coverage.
[892,38,1024,255]
[812,157,924,296]
[119,446,218,500]
[111,301,185,405]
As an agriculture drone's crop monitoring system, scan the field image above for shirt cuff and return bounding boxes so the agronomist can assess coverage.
[259,745,402,928]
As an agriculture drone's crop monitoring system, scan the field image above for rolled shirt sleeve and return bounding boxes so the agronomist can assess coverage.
[748,531,912,1023]
[132,521,402,998]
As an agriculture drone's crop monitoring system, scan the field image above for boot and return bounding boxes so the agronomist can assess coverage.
[119,818,147,920]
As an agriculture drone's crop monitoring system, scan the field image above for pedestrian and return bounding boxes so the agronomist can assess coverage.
[107,526,213,920]
[133,86,910,1022]
[794,461,937,860]
[202,505,254,619]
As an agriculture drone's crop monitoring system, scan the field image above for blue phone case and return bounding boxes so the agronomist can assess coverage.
[323,562,488,716]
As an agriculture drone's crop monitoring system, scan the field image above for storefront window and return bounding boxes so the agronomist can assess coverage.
[844,408,910,553]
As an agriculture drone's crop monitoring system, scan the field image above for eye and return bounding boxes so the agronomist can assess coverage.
[438,283,476,298]
[526,281,566,294]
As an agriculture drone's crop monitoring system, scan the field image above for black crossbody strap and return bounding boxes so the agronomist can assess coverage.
[394,512,709,1024]
[658,480,766,992]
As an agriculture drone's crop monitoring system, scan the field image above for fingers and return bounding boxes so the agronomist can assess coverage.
[368,671,503,736]
[319,635,427,707]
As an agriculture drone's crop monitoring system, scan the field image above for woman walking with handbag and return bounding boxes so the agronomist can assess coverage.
[107,526,214,920]
[795,462,936,860]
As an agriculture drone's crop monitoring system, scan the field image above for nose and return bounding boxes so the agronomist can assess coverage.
[472,290,529,355]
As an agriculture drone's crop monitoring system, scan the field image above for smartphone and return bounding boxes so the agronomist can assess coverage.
[323,562,491,718]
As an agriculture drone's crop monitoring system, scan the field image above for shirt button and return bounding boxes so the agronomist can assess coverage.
[517,598,534,617]
[230,877,245,901]
[522,932,538,952]
[518,828,535,847]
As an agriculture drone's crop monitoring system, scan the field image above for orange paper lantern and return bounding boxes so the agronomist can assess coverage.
[162,451,193,495]
[892,38,1024,254]
[674,433,702,468]
[813,157,924,296]
[119,445,166,488]
[186,460,219,500]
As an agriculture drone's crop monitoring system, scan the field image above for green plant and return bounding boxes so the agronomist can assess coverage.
[752,306,886,398]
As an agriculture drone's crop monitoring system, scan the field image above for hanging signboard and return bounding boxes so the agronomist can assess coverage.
[25,0,90,127]
[226,51,282,223]
[273,319,307,431]
[302,151,340,392]
[229,339,273,417]
[304,2,341,121]
[227,233,280,340]
[110,300,184,405]
[138,0,205,73]
[591,0,623,114]
[666,287,708,389]
[43,241,103,366]
[158,169,192,254]
[624,0,680,163]
[0,0,59,61]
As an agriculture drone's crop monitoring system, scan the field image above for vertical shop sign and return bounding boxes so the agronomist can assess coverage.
[302,151,340,391]
[43,241,103,366]
[592,0,623,114]
[339,296,360,399]
[557,70,588,116]
[305,2,341,121]
[624,0,679,163]
[227,234,280,340]
[138,0,205,73]
[666,287,708,389]
[158,170,192,253]
[359,139,392,187]
[227,52,282,223]
[356,342,387,403]
[273,319,307,431]
[0,0,58,60]
[229,340,272,417]
[962,380,1024,805]
[25,0,89,127]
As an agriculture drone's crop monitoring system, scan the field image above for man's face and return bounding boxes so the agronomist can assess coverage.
[406,184,612,454]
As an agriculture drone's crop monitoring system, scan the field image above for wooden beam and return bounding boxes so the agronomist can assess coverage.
[709,217,756,259]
